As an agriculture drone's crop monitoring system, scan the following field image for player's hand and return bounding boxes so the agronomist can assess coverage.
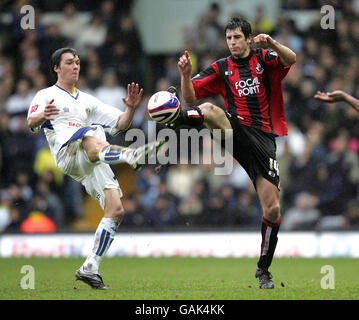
[122,82,143,110]
[314,90,345,103]
[178,50,192,78]
[253,34,276,49]
[43,99,60,120]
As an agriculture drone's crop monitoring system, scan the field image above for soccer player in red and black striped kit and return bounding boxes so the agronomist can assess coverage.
[168,17,296,289]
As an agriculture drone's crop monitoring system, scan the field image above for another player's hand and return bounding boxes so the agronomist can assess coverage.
[122,82,143,110]
[253,34,276,49]
[43,99,60,120]
[314,90,345,103]
[178,50,192,78]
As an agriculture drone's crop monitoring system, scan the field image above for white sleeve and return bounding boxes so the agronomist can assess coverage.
[89,95,124,136]
[27,91,47,132]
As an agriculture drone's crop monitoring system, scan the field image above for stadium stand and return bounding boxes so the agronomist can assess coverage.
[0,0,358,233]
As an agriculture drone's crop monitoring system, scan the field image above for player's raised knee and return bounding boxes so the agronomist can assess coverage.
[263,203,281,223]
[200,102,228,124]
[82,136,109,162]
[110,205,126,222]
[200,102,219,118]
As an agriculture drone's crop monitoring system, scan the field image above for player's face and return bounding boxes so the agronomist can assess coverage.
[55,52,80,84]
[226,28,251,59]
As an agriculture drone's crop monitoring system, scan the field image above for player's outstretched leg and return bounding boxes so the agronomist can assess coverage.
[165,86,204,129]
[165,87,232,138]
[167,105,205,129]
[99,139,165,170]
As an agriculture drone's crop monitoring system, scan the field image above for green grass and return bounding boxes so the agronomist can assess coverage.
[0,257,358,300]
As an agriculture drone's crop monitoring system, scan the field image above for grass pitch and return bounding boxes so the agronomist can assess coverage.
[0,257,358,300]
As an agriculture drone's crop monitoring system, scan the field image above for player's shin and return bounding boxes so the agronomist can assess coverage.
[82,217,118,274]
[98,145,131,165]
[257,216,282,270]
[98,140,165,171]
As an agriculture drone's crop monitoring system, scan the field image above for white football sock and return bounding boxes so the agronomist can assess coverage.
[82,217,118,274]
[98,145,133,165]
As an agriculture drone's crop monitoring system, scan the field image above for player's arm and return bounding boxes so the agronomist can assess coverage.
[27,99,59,131]
[116,82,143,131]
[178,50,197,103]
[253,34,296,66]
[314,90,359,112]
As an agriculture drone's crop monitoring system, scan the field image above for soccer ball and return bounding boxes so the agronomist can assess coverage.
[147,91,181,124]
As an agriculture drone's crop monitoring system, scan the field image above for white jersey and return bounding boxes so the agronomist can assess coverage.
[27,84,123,161]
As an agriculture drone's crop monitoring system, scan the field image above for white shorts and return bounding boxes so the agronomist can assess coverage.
[56,125,122,209]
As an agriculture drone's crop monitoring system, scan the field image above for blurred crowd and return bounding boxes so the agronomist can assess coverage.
[0,0,358,233]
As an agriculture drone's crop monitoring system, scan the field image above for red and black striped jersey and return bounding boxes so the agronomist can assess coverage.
[192,48,291,136]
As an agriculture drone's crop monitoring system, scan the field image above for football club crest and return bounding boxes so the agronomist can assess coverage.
[268,170,276,178]
[256,63,264,74]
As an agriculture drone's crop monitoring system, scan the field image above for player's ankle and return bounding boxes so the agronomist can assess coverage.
[182,106,204,127]
[99,145,133,165]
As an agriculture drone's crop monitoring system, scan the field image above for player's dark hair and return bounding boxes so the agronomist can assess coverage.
[50,47,79,79]
[225,17,252,39]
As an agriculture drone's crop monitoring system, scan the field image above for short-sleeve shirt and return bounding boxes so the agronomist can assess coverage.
[27,84,123,160]
[192,48,291,136]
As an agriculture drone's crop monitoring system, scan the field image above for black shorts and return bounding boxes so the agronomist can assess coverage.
[221,112,280,190]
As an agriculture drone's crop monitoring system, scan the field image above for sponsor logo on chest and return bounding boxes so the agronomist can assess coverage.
[68,122,80,127]
[234,77,261,97]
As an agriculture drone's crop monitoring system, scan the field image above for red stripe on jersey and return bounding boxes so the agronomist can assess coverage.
[261,49,290,136]
[228,58,253,127]
[267,64,290,136]
[192,65,225,100]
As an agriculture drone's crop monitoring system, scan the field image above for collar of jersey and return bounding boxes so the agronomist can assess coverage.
[230,50,253,64]
[55,84,79,99]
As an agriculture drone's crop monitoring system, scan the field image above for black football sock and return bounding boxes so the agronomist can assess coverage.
[166,86,204,128]
[257,216,282,270]
[176,106,204,128]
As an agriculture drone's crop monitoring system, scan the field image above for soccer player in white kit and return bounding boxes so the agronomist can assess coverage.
[27,48,163,289]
